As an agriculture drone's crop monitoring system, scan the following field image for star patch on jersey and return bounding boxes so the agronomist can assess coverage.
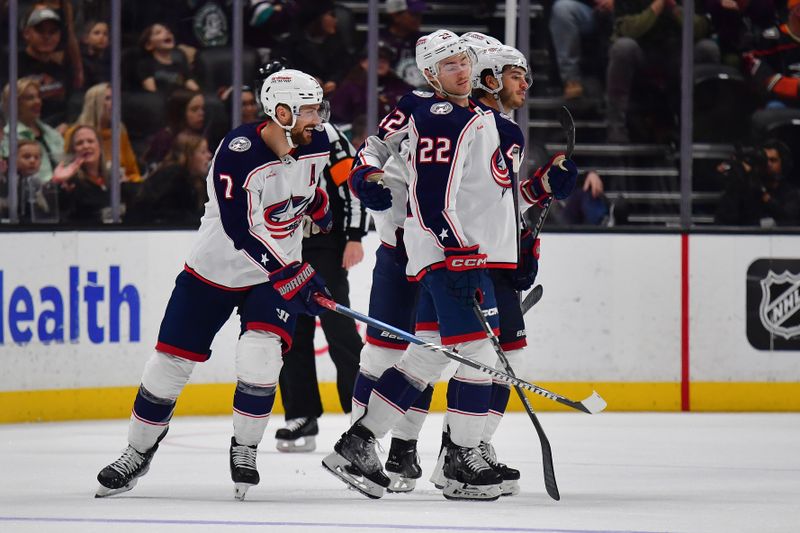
[413,90,434,98]
[228,136,252,152]
[430,102,453,115]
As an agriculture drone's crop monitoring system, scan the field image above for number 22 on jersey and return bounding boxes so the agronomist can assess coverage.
[418,137,451,164]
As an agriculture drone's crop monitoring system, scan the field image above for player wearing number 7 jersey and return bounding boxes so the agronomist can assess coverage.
[95,69,335,501]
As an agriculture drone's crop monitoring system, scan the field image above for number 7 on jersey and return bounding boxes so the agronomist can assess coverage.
[219,173,234,200]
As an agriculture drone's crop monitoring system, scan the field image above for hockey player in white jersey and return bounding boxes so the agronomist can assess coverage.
[345,78,437,495]
[428,43,578,496]
[95,70,335,501]
[345,32,504,494]
[324,29,514,501]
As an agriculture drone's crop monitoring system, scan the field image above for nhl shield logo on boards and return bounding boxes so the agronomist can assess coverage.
[746,258,800,351]
[759,271,800,340]
[430,102,453,115]
[228,136,251,152]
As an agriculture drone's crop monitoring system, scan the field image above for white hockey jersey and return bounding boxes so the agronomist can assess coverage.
[404,97,517,279]
[186,122,330,288]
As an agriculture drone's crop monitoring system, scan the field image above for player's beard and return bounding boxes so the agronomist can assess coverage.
[290,127,313,146]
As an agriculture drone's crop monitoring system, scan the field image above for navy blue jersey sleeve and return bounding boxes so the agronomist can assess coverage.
[211,131,288,274]
[354,91,434,169]
[408,105,481,250]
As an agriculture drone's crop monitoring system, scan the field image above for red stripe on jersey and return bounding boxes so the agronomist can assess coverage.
[366,335,409,349]
[155,341,209,362]
[183,264,252,291]
[246,322,293,353]
[501,338,527,351]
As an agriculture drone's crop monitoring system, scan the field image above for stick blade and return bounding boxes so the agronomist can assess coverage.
[521,285,544,314]
[581,391,607,414]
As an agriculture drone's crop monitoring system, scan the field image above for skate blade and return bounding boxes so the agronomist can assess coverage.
[500,479,520,497]
[276,436,316,453]
[234,482,254,501]
[429,449,446,489]
[321,452,385,499]
[442,480,502,501]
[386,473,416,493]
[95,478,138,498]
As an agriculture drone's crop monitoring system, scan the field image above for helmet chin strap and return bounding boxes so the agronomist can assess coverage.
[280,117,297,149]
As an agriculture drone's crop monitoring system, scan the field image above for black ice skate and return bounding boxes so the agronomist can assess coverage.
[441,444,503,501]
[275,417,318,453]
[322,423,390,499]
[385,438,422,493]
[95,437,164,498]
[479,441,520,496]
[230,437,260,500]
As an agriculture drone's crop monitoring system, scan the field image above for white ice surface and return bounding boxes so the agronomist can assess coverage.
[1,412,799,533]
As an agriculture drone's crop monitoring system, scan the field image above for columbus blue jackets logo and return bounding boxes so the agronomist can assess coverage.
[228,136,251,152]
[490,147,511,188]
[263,196,312,239]
[759,270,800,340]
[430,102,453,115]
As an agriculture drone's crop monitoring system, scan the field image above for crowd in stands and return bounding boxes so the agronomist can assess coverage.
[1,0,799,227]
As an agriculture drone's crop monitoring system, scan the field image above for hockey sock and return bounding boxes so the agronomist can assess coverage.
[233,380,276,446]
[359,367,425,439]
[392,384,434,441]
[446,377,492,448]
[350,371,377,425]
[481,382,511,443]
[129,385,175,453]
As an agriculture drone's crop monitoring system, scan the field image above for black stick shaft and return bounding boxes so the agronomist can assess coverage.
[471,301,560,501]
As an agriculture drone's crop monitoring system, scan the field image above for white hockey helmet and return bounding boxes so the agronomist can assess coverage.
[472,45,531,95]
[415,29,472,77]
[259,68,329,130]
[460,31,502,52]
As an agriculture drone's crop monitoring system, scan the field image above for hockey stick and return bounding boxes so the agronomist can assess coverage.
[525,106,576,239]
[313,294,607,414]
[521,284,544,315]
[471,299,560,501]
[516,107,574,313]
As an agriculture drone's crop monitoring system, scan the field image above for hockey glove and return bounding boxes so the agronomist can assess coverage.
[307,187,333,233]
[349,164,392,211]
[443,245,488,308]
[270,261,331,316]
[512,230,540,291]
[524,154,578,202]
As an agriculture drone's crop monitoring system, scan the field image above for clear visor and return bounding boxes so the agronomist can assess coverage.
[296,100,330,122]
[437,50,474,75]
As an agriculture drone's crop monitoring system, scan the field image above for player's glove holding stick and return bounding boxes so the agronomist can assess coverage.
[270,262,332,316]
[523,153,579,204]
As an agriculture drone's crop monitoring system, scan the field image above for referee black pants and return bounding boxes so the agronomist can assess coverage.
[279,243,362,420]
